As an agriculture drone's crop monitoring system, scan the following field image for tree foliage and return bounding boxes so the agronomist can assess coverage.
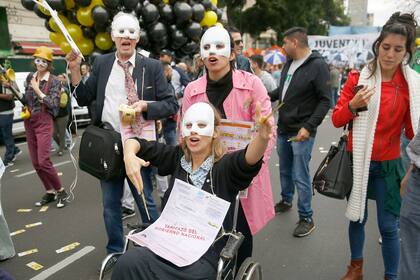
[228,0,350,41]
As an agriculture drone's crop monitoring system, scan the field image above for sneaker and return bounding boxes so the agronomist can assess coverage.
[3,161,14,168]
[274,200,292,213]
[293,217,316,237]
[122,207,136,220]
[12,149,22,162]
[98,255,119,275]
[56,190,68,208]
[35,193,56,207]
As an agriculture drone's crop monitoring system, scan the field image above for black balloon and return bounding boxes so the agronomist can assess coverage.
[192,3,205,22]
[201,0,212,11]
[92,5,109,25]
[149,22,167,41]
[21,0,35,11]
[122,0,138,11]
[142,3,159,23]
[171,29,188,49]
[82,27,96,39]
[174,2,192,24]
[74,0,91,7]
[183,41,199,54]
[94,22,108,32]
[134,2,143,17]
[168,24,177,34]
[103,0,120,9]
[44,18,54,32]
[138,29,149,48]
[185,21,202,42]
[160,5,173,23]
[65,10,79,23]
[47,0,66,11]
[33,4,50,19]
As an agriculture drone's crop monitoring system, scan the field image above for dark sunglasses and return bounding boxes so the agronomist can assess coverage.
[234,39,243,45]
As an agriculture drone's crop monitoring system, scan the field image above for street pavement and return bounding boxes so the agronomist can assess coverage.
[0,112,386,280]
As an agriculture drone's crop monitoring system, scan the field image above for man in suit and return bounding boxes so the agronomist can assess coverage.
[66,12,179,271]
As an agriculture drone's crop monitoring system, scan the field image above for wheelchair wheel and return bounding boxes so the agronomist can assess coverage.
[234,258,262,280]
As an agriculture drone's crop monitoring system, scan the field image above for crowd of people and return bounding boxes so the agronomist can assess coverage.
[0,9,420,280]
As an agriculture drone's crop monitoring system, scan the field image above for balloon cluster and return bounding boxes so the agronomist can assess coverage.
[21,0,222,59]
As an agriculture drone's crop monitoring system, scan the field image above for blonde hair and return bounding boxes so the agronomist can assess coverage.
[181,104,226,163]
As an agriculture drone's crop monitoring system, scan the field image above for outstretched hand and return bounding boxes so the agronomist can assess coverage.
[123,139,150,194]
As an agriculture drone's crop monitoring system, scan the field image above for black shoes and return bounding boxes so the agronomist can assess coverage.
[35,191,68,208]
[274,200,292,213]
[293,217,315,237]
[35,193,56,207]
[56,190,68,208]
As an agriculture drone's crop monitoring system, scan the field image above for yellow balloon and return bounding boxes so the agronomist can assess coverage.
[210,0,218,6]
[416,38,420,46]
[90,0,103,6]
[64,0,75,9]
[215,22,223,28]
[67,24,83,42]
[49,14,70,32]
[49,32,65,45]
[95,32,113,50]
[163,0,169,3]
[200,11,217,27]
[77,38,95,55]
[60,41,72,54]
[77,7,94,27]
[37,1,50,16]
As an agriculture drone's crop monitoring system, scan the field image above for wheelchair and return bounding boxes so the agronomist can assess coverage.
[99,194,262,280]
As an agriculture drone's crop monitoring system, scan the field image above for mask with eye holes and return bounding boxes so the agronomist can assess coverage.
[200,26,231,60]
[181,102,215,138]
[111,12,140,40]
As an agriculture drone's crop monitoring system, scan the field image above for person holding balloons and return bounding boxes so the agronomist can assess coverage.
[66,12,179,272]
[182,26,276,268]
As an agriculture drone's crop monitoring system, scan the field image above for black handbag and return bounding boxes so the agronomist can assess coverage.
[79,122,125,181]
[312,127,353,199]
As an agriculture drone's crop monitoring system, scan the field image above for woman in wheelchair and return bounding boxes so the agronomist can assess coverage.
[111,102,273,279]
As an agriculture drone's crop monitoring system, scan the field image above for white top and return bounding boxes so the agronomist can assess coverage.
[102,52,137,133]
[281,52,311,101]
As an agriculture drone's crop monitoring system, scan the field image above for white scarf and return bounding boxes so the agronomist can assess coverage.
[345,63,420,222]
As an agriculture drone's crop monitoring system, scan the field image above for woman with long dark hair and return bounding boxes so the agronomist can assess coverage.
[332,13,420,280]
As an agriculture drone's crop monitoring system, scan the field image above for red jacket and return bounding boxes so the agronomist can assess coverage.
[332,67,414,161]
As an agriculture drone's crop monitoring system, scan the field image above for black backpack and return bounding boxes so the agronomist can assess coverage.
[79,122,124,181]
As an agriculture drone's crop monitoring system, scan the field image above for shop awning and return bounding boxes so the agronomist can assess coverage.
[12,41,64,56]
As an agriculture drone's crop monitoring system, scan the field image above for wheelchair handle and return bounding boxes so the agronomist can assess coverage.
[220,232,244,260]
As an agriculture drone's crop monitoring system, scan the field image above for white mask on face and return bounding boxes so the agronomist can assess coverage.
[182,102,215,138]
[111,12,140,40]
[200,26,231,60]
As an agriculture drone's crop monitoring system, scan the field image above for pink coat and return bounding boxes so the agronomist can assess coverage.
[182,69,276,235]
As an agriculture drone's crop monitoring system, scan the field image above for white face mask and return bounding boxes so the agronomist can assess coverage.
[111,13,140,40]
[182,102,214,138]
[34,58,48,67]
[200,27,231,60]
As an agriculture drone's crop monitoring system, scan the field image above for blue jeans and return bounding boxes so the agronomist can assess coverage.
[277,133,315,218]
[100,166,160,253]
[331,87,339,108]
[0,114,15,163]
[163,119,177,146]
[348,162,399,280]
[399,166,420,280]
